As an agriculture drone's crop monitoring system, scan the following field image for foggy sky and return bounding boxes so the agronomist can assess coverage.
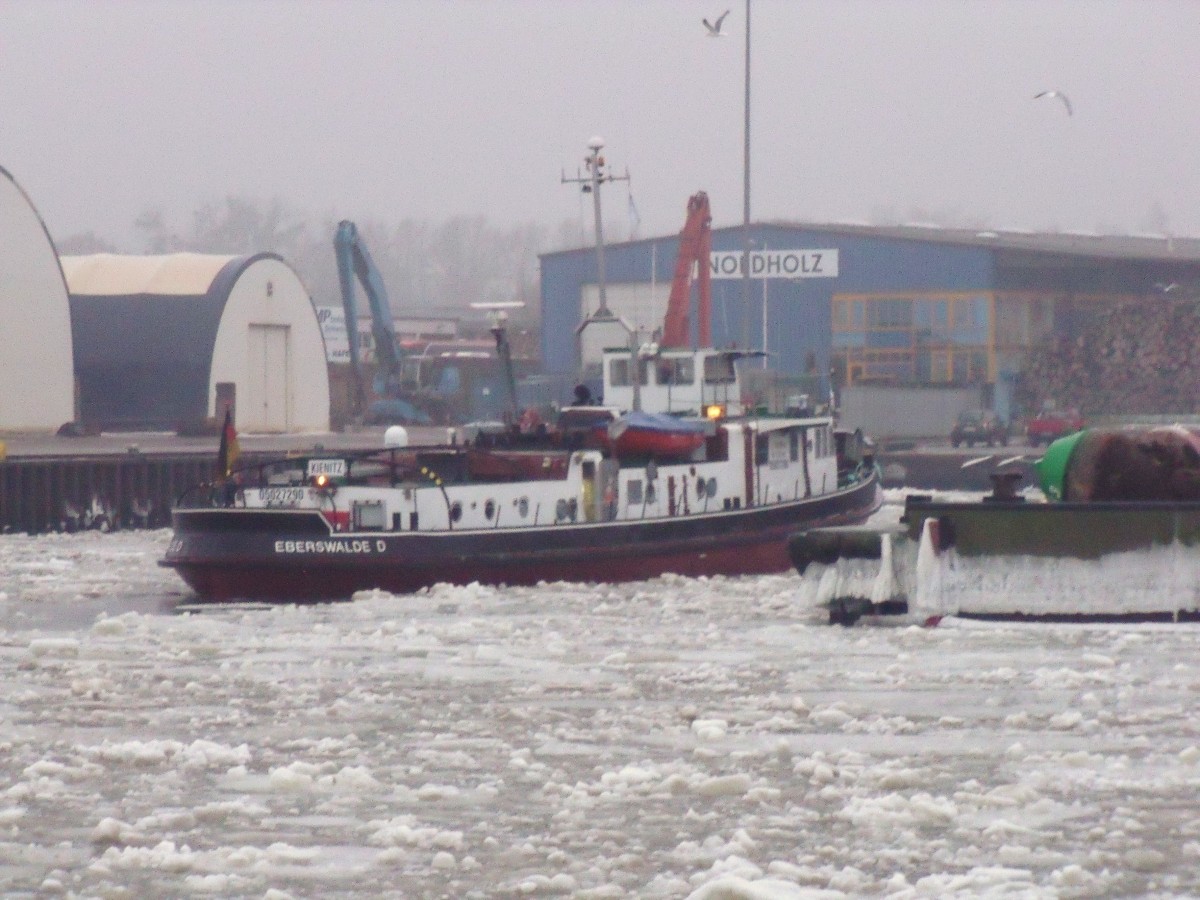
[2,0,1197,248]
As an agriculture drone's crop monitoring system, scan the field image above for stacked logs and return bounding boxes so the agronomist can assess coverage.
[1017,294,1200,417]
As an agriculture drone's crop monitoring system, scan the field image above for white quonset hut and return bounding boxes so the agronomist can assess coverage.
[61,253,330,433]
[0,166,75,431]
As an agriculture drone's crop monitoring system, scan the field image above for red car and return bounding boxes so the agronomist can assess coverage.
[1026,406,1084,446]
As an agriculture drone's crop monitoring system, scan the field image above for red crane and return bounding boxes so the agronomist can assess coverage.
[660,192,713,348]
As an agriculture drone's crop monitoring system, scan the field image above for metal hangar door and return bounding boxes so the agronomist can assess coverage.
[247,323,291,432]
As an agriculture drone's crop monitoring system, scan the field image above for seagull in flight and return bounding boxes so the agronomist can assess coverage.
[703,10,730,36]
[1034,90,1073,116]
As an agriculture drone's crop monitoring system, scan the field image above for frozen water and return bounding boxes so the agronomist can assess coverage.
[2,522,1200,896]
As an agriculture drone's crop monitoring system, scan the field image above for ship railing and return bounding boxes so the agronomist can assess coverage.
[173,447,419,510]
[173,443,576,510]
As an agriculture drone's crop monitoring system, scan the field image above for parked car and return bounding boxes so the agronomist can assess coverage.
[950,409,1008,448]
[1026,405,1084,446]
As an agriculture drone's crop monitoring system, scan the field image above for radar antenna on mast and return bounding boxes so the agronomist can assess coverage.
[562,138,640,410]
[561,136,630,320]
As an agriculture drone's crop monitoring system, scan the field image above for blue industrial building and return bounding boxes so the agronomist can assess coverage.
[540,222,1200,421]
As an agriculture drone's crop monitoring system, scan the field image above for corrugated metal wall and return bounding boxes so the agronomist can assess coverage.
[70,293,225,429]
[540,223,1200,425]
[540,224,997,385]
[0,167,76,431]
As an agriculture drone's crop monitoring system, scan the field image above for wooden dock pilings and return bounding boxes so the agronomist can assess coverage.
[0,452,260,534]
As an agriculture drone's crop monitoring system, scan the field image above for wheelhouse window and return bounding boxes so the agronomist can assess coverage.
[608,356,651,385]
[609,358,630,387]
[655,357,695,386]
[703,354,736,384]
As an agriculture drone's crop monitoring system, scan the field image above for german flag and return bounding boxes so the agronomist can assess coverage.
[217,408,240,478]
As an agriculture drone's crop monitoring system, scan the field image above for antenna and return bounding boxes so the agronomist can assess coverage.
[626,175,640,241]
[562,140,639,410]
[561,137,630,318]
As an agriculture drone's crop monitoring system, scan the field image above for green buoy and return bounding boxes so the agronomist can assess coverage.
[1034,430,1087,500]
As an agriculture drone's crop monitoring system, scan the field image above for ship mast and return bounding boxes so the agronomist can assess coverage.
[562,137,640,410]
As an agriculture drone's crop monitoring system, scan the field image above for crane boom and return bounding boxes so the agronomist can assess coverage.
[661,192,713,348]
[334,220,404,416]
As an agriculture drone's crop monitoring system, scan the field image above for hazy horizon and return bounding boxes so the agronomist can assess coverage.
[2,0,1196,249]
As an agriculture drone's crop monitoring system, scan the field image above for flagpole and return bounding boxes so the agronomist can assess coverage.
[217,407,240,479]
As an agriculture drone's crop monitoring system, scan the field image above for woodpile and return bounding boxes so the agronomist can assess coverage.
[1016,294,1200,416]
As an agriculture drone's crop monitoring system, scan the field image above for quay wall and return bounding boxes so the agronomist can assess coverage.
[0,452,267,535]
[0,427,439,535]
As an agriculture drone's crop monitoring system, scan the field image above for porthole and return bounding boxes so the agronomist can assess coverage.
[696,477,707,499]
[555,498,568,521]
[706,478,717,498]
[518,497,529,518]
[450,501,463,523]
[484,499,496,520]
[567,498,578,521]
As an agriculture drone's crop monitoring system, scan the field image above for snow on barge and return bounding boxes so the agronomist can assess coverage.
[791,425,1200,625]
[161,346,880,602]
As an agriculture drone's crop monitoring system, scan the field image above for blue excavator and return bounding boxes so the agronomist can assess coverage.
[333,220,431,425]
[334,221,531,426]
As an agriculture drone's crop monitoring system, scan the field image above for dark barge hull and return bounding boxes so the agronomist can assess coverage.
[900,496,1200,559]
[162,473,881,602]
[790,495,1200,625]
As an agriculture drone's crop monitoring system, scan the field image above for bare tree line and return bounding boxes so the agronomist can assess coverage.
[55,197,589,327]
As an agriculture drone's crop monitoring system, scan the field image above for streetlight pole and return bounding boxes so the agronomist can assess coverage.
[761,242,768,368]
[741,0,752,350]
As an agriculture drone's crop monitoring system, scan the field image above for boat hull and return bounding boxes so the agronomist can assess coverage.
[612,429,706,458]
[163,473,881,602]
[608,412,710,459]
